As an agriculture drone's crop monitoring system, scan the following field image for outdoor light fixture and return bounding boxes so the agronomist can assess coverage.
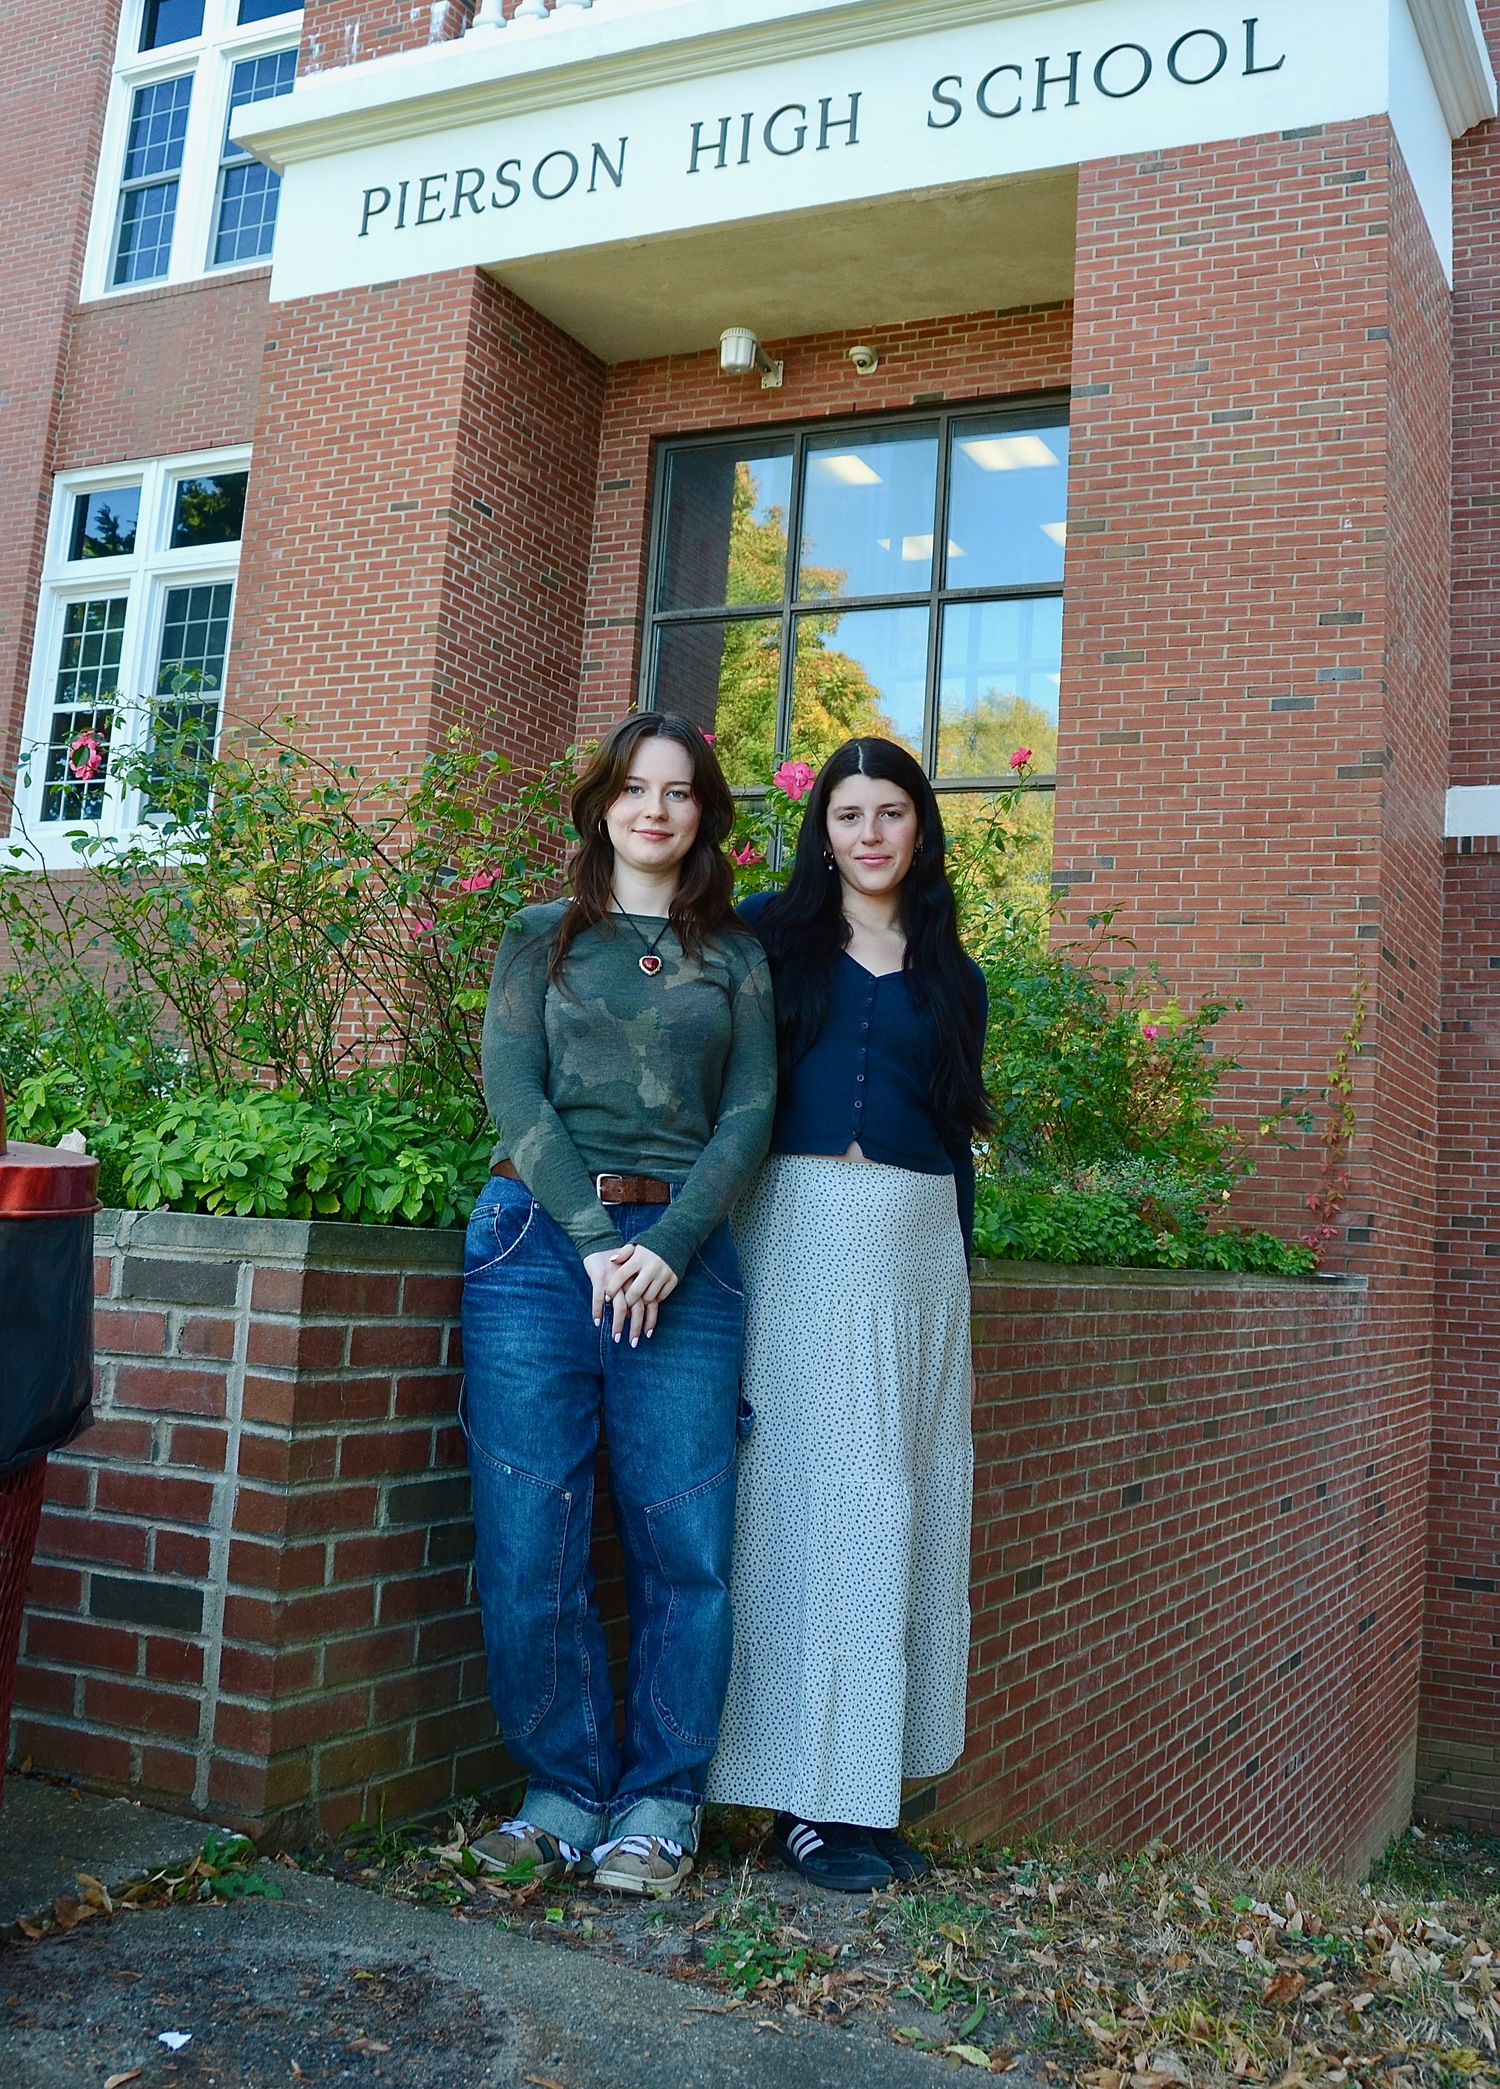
[719,327,783,389]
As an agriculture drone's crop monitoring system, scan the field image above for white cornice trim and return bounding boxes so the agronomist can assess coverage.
[235,0,1500,172]
[235,0,1083,167]
[1408,0,1497,136]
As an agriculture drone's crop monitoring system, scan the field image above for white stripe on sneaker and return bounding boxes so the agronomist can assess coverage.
[787,1823,824,1858]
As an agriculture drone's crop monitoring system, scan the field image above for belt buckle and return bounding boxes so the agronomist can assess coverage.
[595,1173,622,1204]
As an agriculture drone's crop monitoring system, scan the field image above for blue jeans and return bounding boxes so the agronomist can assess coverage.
[460,1173,744,1852]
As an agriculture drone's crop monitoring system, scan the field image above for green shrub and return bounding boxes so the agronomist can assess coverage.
[0,719,1317,1268]
[973,1162,1315,1277]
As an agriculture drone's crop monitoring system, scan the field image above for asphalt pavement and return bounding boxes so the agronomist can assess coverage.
[0,1862,959,2087]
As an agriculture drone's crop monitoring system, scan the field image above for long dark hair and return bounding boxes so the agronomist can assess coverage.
[754,737,993,1143]
[548,711,740,983]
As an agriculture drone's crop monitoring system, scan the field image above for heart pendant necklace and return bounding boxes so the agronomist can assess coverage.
[620,912,673,976]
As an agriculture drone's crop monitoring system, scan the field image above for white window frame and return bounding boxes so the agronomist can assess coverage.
[11,447,251,864]
[80,0,301,303]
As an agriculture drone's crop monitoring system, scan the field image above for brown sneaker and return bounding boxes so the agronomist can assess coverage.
[590,1833,693,1898]
[470,1819,580,1884]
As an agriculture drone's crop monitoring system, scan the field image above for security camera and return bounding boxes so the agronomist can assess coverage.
[848,344,879,376]
[719,326,784,389]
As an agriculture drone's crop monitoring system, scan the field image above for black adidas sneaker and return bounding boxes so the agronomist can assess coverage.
[867,1827,932,1881]
[771,1813,893,1893]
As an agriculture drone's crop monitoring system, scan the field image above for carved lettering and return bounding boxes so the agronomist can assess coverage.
[976,63,1023,118]
[927,74,963,128]
[1167,28,1229,84]
[533,149,580,200]
[1093,42,1153,98]
[763,103,808,155]
[589,137,627,191]
[451,167,485,217]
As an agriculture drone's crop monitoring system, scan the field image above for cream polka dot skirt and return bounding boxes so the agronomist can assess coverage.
[707,1153,973,1829]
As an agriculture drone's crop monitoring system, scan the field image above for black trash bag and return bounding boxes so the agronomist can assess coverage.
[0,1212,95,1476]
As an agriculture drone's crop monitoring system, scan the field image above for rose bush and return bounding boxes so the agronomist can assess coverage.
[0,721,1311,1267]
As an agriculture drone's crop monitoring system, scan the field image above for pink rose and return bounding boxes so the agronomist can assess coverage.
[1141,1023,1160,1041]
[772,759,817,801]
[1009,747,1033,772]
[456,869,495,892]
[733,842,765,866]
[410,918,436,938]
[68,730,104,781]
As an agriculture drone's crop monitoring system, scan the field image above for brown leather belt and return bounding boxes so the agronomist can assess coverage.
[491,1158,672,1205]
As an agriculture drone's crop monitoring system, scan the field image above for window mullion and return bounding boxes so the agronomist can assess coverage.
[922,408,955,775]
[774,432,806,765]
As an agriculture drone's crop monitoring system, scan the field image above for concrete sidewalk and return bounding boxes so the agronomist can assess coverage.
[0,1773,206,1929]
[1,1861,969,2087]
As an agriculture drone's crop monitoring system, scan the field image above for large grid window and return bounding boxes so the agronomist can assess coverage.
[88,0,299,299]
[13,452,250,859]
[642,402,1068,801]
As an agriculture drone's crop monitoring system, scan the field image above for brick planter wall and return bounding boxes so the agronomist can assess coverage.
[14,1223,1420,1872]
[15,1211,503,1844]
[928,1266,1419,1881]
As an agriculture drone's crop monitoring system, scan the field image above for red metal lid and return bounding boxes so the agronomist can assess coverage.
[0,1141,101,1217]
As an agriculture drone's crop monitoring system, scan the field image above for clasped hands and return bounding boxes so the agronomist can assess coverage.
[583,1241,679,1347]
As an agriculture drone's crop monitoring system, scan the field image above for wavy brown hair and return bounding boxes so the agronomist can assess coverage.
[547,712,741,983]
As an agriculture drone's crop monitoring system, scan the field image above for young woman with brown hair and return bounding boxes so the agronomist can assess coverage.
[709,735,990,1892]
[461,713,775,1898]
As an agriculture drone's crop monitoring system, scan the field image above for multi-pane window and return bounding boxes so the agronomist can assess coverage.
[13,453,250,856]
[113,75,195,285]
[214,48,297,265]
[642,403,1068,797]
[89,0,300,298]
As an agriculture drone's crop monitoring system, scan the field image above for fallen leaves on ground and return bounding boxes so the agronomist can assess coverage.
[300,1811,1500,2088]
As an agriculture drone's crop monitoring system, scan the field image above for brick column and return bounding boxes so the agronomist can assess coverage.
[1420,1,1500,1833]
[16,1211,507,1843]
[1060,120,1452,1853]
[0,0,120,784]
[229,268,605,778]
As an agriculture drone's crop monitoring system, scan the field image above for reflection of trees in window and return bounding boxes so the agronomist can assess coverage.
[171,473,248,548]
[725,461,788,604]
[936,691,1056,780]
[84,504,136,558]
[790,621,897,766]
[711,462,898,781]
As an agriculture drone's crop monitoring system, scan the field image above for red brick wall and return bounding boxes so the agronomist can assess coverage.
[17,1232,1415,1873]
[55,274,271,471]
[298,0,471,76]
[16,1211,506,1841]
[579,306,1073,741]
[1422,846,1500,1831]
[1419,4,1500,1835]
[931,1264,1415,1876]
[0,0,121,791]
[1451,4,1500,789]
[1063,121,1449,1267]
[228,270,605,776]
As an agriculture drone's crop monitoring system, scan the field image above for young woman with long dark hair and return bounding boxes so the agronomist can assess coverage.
[708,735,990,1891]
[462,713,775,1898]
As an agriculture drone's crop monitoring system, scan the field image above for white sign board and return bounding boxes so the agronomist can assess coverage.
[238,0,1495,300]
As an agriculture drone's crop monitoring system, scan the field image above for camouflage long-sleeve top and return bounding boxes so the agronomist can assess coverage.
[480,899,776,1275]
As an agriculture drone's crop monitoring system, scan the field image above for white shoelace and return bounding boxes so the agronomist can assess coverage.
[591,1833,684,1866]
[499,1818,582,1865]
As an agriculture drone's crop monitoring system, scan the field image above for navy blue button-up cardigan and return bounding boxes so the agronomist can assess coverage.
[739,890,983,1253]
